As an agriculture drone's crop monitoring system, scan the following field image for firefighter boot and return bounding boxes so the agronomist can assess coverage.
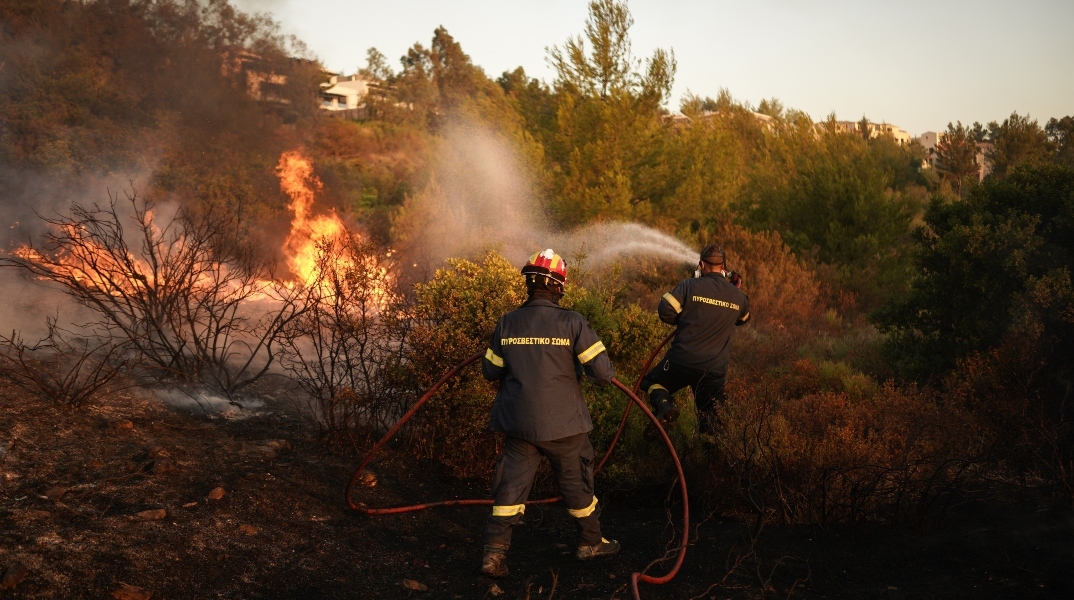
[645,388,679,441]
[576,538,621,560]
[480,545,509,578]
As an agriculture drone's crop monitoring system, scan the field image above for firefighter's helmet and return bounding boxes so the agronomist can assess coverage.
[522,249,567,284]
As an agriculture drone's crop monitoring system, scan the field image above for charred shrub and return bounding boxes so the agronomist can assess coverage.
[0,318,128,408]
[0,191,306,398]
[281,234,410,450]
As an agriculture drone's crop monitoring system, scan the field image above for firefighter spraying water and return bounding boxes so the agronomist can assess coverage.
[643,244,751,441]
[343,246,726,596]
[479,249,619,577]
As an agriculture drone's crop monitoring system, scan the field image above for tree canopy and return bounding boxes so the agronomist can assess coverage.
[875,163,1074,381]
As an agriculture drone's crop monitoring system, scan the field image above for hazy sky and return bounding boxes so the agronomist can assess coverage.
[234,0,1073,136]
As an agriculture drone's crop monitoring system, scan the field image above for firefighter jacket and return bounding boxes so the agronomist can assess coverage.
[482,297,615,442]
[658,271,751,374]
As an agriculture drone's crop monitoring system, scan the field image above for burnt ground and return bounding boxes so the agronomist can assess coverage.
[1,385,1073,600]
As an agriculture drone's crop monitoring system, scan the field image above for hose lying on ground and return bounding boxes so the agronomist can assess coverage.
[345,332,683,599]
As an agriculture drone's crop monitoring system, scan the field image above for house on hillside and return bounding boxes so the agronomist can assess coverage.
[835,120,911,144]
[320,73,371,118]
[222,51,290,104]
[914,131,993,181]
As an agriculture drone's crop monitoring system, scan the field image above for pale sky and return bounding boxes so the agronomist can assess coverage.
[235,0,1073,136]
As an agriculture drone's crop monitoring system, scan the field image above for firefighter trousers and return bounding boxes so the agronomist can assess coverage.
[640,358,726,434]
[483,432,602,549]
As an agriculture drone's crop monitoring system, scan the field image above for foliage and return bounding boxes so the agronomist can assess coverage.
[697,222,833,373]
[875,163,1074,381]
[737,120,924,308]
[875,162,1074,500]
[310,119,432,242]
[986,112,1054,178]
[712,359,982,525]
[547,0,675,103]
[406,252,526,476]
[1047,116,1074,168]
[935,121,980,198]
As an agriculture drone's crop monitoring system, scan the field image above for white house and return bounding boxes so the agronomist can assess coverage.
[320,73,370,111]
[914,131,993,181]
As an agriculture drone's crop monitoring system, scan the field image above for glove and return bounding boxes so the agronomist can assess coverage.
[728,270,742,288]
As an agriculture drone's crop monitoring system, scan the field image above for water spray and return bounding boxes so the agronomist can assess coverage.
[402,120,699,273]
[346,334,682,600]
[553,222,698,268]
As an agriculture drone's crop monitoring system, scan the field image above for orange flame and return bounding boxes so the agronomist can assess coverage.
[276,150,348,286]
[7,150,388,307]
[12,225,153,297]
[275,150,391,305]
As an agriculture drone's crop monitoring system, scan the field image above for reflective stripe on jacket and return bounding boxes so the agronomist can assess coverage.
[482,298,614,441]
[657,272,750,373]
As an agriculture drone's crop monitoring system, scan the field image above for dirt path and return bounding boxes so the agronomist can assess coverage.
[1,388,1072,599]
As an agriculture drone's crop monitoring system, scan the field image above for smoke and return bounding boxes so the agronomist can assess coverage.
[0,165,159,340]
[398,118,697,275]
[153,388,265,418]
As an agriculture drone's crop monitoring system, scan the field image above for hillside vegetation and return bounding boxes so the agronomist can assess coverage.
[2,0,1073,526]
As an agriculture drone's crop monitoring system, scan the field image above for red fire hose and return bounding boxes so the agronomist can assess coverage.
[345,333,683,599]
[596,332,674,473]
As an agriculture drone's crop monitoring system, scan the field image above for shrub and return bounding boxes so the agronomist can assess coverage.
[875,163,1074,381]
[704,223,832,378]
[281,234,409,450]
[0,192,307,398]
[0,318,128,408]
[945,330,1074,504]
[875,163,1074,500]
[406,252,525,476]
[403,251,671,479]
[712,359,982,525]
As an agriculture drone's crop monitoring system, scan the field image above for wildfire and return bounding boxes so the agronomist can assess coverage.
[276,150,347,286]
[4,150,389,307]
[275,150,391,304]
[12,224,154,297]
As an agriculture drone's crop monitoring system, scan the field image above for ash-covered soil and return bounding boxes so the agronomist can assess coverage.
[1,386,1072,599]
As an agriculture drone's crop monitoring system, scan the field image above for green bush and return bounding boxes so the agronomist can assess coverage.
[405,251,672,480]
[407,252,525,476]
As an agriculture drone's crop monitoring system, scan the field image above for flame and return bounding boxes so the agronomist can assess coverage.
[12,225,153,297]
[6,150,389,308]
[276,150,349,287]
[275,150,391,304]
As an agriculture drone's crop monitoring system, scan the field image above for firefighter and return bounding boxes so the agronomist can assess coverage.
[641,244,750,440]
[479,249,620,579]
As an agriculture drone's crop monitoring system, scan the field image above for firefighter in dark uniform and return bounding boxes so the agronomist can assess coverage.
[642,244,750,438]
[480,249,620,579]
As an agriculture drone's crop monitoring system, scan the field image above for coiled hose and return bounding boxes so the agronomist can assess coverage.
[345,333,683,599]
